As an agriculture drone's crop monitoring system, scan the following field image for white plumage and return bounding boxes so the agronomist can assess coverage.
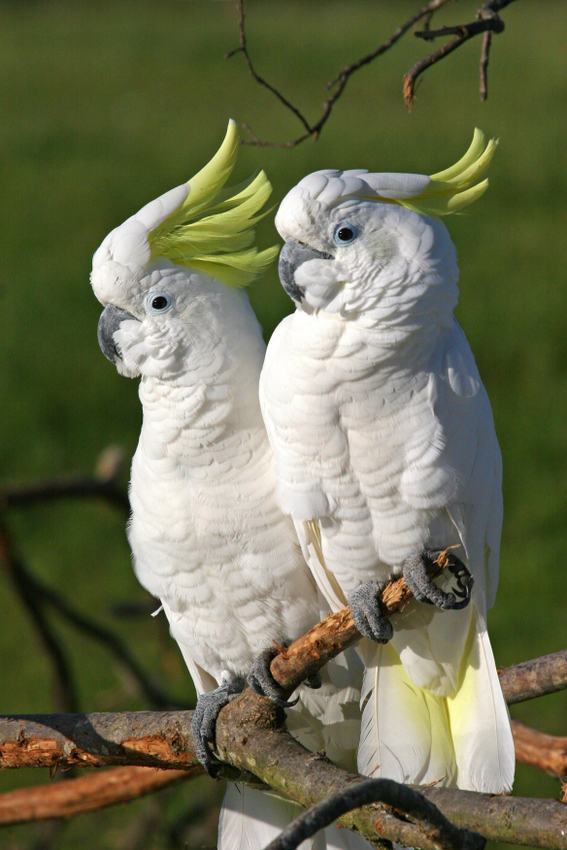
[91,123,370,850]
[260,138,515,794]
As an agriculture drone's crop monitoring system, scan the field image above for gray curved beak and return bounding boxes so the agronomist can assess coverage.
[278,239,333,303]
[97,304,136,363]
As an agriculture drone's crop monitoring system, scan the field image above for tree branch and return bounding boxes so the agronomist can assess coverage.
[229,0,452,147]
[403,0,519,109]
[0,447,130,515]
[269,547,458,695]
[2,642,567,841]
[230,0,519,144]
[0,519,186,712]
[0,765,196,826]
[0,520,79,713]
[264,778,485,850]
[512,721,567,779]
[498,649,567,704]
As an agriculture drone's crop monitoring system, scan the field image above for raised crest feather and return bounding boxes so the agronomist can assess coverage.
[148,119,279,288]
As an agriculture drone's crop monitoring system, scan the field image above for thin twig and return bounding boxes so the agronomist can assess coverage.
[479,30,492,99]
[0,519,185,711]
[29,569,187,711]
[0,521,79,713]
[403,0,518,109]
[264,778,485,850]
[0,476,129,514]
[229,0,451,147]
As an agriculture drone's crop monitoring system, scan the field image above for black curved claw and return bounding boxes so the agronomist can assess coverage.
[191,678,245,777]
[447,556,474,602]
[247,647,299,708]
[403,550,473,611]
[347,581,393,644]
[305,671,322,690]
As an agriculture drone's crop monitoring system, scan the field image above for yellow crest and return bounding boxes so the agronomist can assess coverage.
[398,129,498,216]
[148,120,278,288]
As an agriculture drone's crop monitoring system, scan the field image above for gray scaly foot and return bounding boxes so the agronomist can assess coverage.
[247,645,323,707]
[191,676,245,776]
[403,549,473,611]
[347,581,394,644]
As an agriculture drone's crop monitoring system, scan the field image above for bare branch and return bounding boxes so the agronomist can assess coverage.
[229,0,452,147]
[512,721,567,779]
[403,0,518,109]
[231,0,520,143]
[479,30,492,100]
[0,710,200,771]
[0,473,129,514]
[264,778,485,850]
[0,518,184,711]
[0,765,195,826]
[0,520,79,713]
[269,548,458,695]
[2,693,567,846]
[498,649,567,704]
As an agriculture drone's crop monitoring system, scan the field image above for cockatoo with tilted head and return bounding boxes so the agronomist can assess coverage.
[91,121,371,850]
[260,130,515,794]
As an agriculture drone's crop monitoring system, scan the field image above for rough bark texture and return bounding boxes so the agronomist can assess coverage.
[2,703,567,847]
[214,690,567,850]
[0,765,195,825]
[417,786,567,849]
[270,551,452,694]
[0,711,199,770]
[512,721,567,779]
[499,650,567,704]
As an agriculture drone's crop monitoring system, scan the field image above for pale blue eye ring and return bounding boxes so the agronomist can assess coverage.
[333,223,358,246]
[146,292,173,314]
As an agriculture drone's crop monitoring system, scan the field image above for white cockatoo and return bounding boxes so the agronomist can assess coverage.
[91,121,370,850]
[260,131,515,794]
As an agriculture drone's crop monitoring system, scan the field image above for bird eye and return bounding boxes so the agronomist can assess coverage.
[333,224,357,246]
[146,292,173,314]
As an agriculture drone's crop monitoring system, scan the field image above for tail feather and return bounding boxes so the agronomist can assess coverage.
[358,639,457,786]
[448,615,515,792]
[218,784,373,850]
[357,607,514,794]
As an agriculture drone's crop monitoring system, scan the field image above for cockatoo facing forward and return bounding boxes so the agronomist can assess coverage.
[260,131,515,793]
[91,122,370,850]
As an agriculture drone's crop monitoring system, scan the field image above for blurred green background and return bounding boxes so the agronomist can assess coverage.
[0,0,566,847]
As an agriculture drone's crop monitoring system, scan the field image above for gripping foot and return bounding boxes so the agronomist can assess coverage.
[403,549,473,611]
[247,647,305,708]
[191,676,245,776]
[347,581,394,644]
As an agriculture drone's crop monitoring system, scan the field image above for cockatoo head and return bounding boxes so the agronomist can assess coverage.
[91,120,277,378]
[275,130,496,319]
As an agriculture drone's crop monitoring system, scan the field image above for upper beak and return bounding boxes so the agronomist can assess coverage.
[278,239,333,303]
[97,304,136,363]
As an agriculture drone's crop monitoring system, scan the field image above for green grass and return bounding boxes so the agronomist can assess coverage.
[1,1,566,846]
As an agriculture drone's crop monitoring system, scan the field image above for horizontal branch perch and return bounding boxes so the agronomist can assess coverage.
[499,649,567,704]
[264,777,485,850]
[0,711,200,771]
[2,701,567,845]
[0,765,195,825]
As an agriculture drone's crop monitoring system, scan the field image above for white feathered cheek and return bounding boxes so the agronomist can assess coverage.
[111,320,146,378]
[113,317,188,380]
[294,258,346,312]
